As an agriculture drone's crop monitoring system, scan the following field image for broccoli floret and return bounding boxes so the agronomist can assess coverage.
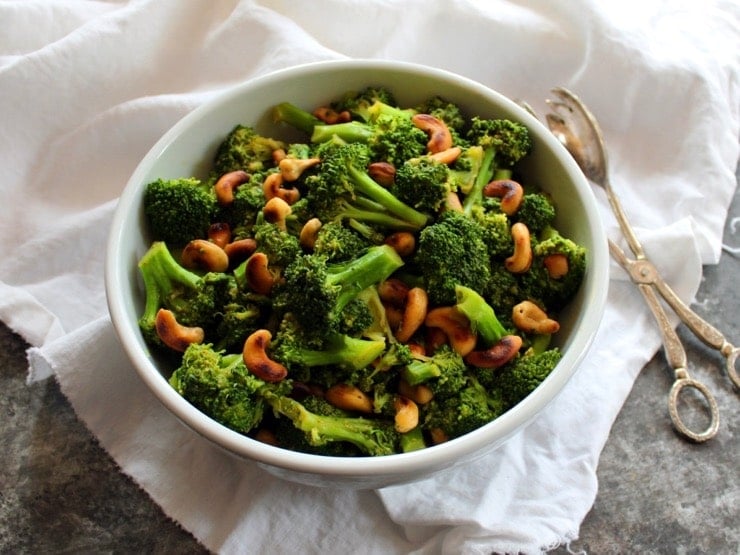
[454,284,509,347]
[414,211,491,305]
[280,245,404,337]
[485,265,522,326]
[252,219,302,269]
[213,125,285,175]
[312,220,371,262]
[399,426,428,452]
[515,192,556,235]
[262,389,400,456]
[422,375,503,440]
[143,177,217,245]
[214,287,266,352]
[337,296,375,336]
[305,142,429,231]
[469,204,513,260]
[462,118,533,214]
[392,157,452,215]
[448,145,485,195]
[169,343,277,433]
[415,95,467,145]
[495,348,562,407]
[272,101,324,134]
[332,86,399,122]
[401,344,467,399]
[520,225,586,310]
[137,241,226,347]
[228,180,266,236]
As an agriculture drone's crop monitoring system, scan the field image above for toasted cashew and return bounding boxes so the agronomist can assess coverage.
[262,196,292,231]
[254,428,279,446]
[505,222,533,274]
[424,326,448,354]
[155,308,204,352]
[326,384,374,414]
[428,146,462,165]
[262,172,301,205]
[313,106,351,124]
[299,218,323,250]
[444,191,464,213]
[224,238,257,265]
[398,379,434,405]
[512,300,560,334]
[395,287,428,343]
[243,329,287,382]
[244,252,275,295]
[207,222,231,248]
[271,148,287,164]
[384,303,404,330]
[483,179,524,216]
[181,239,229,272]
[279,157,321,182]
[543,254,569,279]
[412,113,453,154]
[214,170,250,206]
[384,231,416,257]
[367,161,396,187]
[429,427,449,444]
[394,396,419,433]
[424,306,477,356]
[464,335,523,368]
[378,278,410,306]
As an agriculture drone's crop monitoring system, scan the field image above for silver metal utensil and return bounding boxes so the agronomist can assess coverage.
[541,87,738,442]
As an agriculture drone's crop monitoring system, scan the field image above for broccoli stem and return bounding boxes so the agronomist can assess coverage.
[272,102,322,134]
[284,334,386,371]
[311,121,374,143]
[462,147,496,215]
[454,284,508,346]
[399,427,427,452]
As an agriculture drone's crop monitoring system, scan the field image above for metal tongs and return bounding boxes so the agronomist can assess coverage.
[536,87,739,442]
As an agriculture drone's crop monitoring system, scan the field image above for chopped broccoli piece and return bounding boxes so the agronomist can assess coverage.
[213,125,285,175]
[332,86,398,121]
[515,192,556,234]
[401,345,467,399]
[495,348,562,407]
[392,157,452,215]
[454,284,509,347]
[143,177,217,245]
[312,220,371,262]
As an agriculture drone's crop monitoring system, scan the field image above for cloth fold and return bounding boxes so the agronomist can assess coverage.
[2,1,738,553]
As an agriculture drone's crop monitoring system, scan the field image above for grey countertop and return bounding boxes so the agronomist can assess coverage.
[2,183,738,554]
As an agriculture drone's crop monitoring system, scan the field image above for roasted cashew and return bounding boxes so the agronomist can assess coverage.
[181,239,229,272]
[154,308,204,352]
[429,427,449,445]
[242,329,288,382]
[279,157,321,182]
[384,231,416,257]
[214,170,250,206]
[271,148,287,164]
[262,172,301,205]
[299,217,323,250]
[384,303,404,331]
[377,278,410,307]
[512,300,560,334]
[223,238,257,265]
[398,379,434,405]
[395,287,428,343]
[367,161,396,187]
[428,146,462,165]
[483,179,524,216]
[464,335,523,368]
[313,106,351,124]
[505,222,533,274]
[254,428,279,446]
[244,252,275,295]
[411,113,453,154]
[262,196,292,231]
[325,384,374,414]
[444,191,464,213]
[543,253,569,279]
[207,222,231,248]
[394,396,419,433]
[424,306,477,356]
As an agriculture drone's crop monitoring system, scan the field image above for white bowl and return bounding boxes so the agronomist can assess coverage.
[105,59,609,489]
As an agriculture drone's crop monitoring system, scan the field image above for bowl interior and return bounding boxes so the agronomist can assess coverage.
[106,60,608,489]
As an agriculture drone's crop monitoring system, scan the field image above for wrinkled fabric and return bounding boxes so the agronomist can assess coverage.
[2,1,738,554]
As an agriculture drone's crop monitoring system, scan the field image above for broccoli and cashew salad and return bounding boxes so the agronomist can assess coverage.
[137,87,586,456]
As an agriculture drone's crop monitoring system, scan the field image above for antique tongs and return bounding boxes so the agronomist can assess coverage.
[540,87,739,442]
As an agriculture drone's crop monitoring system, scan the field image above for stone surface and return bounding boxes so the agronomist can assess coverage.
[1,183,737,554]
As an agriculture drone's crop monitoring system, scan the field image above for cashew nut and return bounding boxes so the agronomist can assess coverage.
[394,396,419,433]
[223,238,257,265]
[272,148,287,164]
[279,157,321,182]
[429,427,449,445]
[395,287,428,343]
[424,326,448,354]
[243,252,275,295]
[154,308,204,352]
[424,306,477,356]
[384,231,416,257]
[214,170,250,206]
[543,253,569,279]
[428,146,462,165]
[377,278,410,307]
[505,222,533,274]
[299,218,323,250]
[207,222,232,248]
[181,239,229,272]
[398,379,434,405]
[368,161,396,187]
[444,191,464,213]
[512,300,560,335]
[242,329,288,382]
[313,106,351,124]
[262,196,292,231]
[262,172,301,205]
[325,384,374,414]
[412,113,453,154]
[464,335,523,368]
[483,179,524,216]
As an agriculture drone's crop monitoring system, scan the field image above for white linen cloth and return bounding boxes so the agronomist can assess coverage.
[2,1,738,553]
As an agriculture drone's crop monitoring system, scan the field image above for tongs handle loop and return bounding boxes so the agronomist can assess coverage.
[669,374,720,443]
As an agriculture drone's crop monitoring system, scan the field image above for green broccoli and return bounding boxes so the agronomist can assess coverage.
[213,125,285,175]
[495,348,562,407]
[252,219,302,269]
[515,192,556,235]
[414,95,467,145]
[454,284,509,347]
[447,145,485,195]
[469,204,514,260]
[401,344,467,399]
[414,210,491,305]
[312,220,372,262]
[272,101,323,134]
[143,177,217,245]
[392,156,453,215]
[484,266,522,326]
[332,86,399,121]
[228,179,267,237]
